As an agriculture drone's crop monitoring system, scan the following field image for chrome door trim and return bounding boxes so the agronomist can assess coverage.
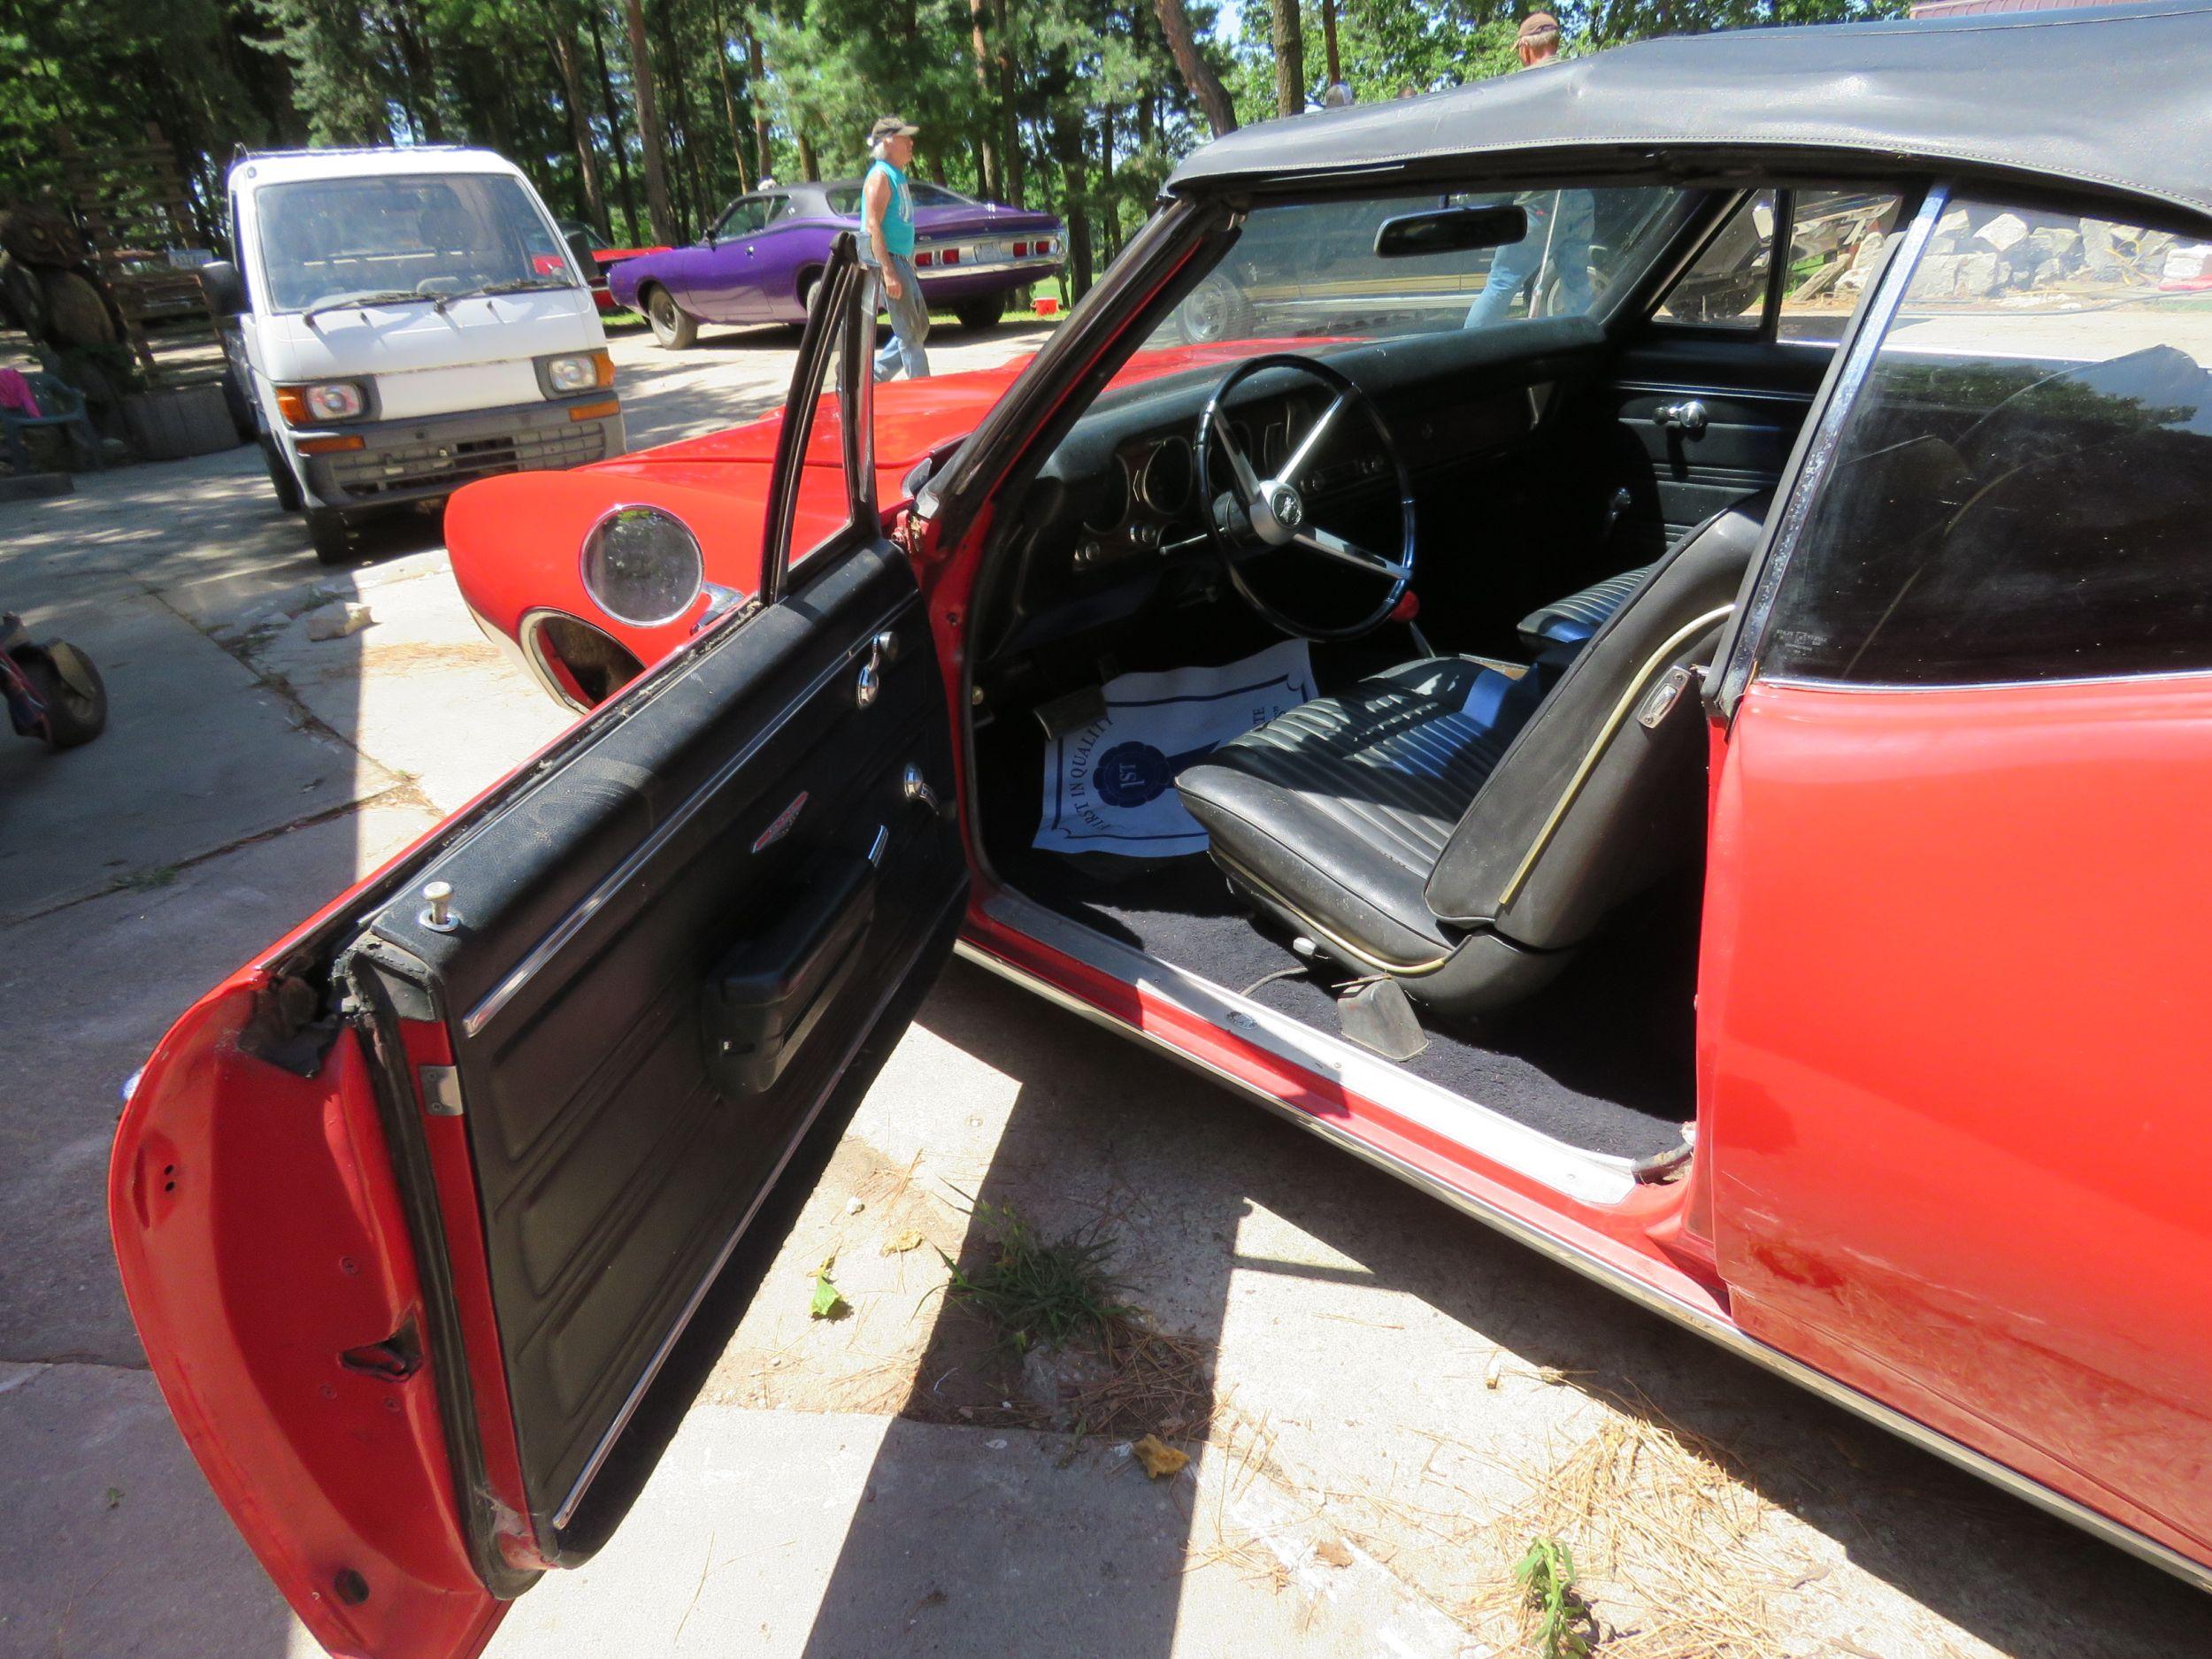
[953,929,2212,1597]
[979,888,1637,1208]
[461,589,916,1040]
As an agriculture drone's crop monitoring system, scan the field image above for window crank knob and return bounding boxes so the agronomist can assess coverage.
[902,764,942,816]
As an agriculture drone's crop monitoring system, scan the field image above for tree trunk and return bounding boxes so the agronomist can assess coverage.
[623,0,676,242]
[653,0,706,237]
[1098,104,1118,265]
[590,2,642,241]
[388,1,445,141]
[796,131,819,182]
[708,0,749,192]
[1049,106,1091,300]
[969,0,998,201]
[747,29,772,182]
[546,6,610,236]
[1323,0,1341,83]
[1154,0,1238,135]
[1271,0,1305,119]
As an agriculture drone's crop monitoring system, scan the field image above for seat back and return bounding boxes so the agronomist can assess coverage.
[1425,496,1768,949]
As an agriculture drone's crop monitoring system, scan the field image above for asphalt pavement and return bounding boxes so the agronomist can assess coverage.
[2,319,2206,1659]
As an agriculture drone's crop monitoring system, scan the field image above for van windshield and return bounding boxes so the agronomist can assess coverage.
[257,173,572,313]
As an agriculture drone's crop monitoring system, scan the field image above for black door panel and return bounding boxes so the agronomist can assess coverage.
[1607,334,1825,540]
[352,540,963,1557]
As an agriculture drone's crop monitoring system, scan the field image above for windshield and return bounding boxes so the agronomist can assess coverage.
[1128,183,1694,372]
[256,172,572,313]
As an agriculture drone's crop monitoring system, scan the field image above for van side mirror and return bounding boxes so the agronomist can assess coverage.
[199,260,248,319]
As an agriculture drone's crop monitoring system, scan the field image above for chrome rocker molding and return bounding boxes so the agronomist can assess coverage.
[956,904,2212,1597]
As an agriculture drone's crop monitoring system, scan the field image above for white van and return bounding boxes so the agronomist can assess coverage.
[200,147,625,563]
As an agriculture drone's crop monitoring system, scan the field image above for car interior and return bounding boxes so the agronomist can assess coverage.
[960,180,1903,1168]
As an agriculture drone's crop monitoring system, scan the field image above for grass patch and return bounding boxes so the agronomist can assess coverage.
[941,1201,1128,1356]
[1517,1536,1595,1658]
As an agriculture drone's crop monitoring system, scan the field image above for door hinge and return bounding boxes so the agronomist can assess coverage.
[419,1064,465,1117]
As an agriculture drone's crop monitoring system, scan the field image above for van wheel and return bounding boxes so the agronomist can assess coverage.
[644,285,698,349]
[261,437,303,513]
[955,292,1008,332]
[306,507,355,565]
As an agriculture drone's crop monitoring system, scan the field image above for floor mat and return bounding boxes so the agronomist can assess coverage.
[1005,853,1694,1161]
[1033,639,1315,859]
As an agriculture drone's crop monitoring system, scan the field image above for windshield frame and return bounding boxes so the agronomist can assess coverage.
[250,168,581,317]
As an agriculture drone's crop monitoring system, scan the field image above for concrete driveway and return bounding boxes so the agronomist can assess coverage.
[1,320,2205,1659]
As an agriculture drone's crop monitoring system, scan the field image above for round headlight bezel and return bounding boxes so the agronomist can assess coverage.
[546,354,597,392]
[579,504,706,628]
[303,380,365,420]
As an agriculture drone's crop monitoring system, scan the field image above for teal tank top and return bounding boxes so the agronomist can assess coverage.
[865,159,916,258]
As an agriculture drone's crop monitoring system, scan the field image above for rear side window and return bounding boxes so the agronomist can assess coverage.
[1762,197,2212,685]
[1658,188,1901,338]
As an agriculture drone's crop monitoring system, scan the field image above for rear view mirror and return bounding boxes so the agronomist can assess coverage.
[1374,204,1527,259]
[198,260,248,319]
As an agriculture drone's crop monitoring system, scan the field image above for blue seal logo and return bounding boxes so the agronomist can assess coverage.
[1094,741,1175,808]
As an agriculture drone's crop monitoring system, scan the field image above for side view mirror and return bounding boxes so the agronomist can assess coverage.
[1374,204,1528,259]
[198,260,248,319]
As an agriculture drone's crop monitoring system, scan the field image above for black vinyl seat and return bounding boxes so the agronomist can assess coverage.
[1177,497,1768,1017]
[1517,565,1653,657]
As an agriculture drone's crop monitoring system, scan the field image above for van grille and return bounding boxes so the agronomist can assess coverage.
[329,421,613,500]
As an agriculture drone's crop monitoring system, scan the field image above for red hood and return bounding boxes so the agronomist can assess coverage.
[590,337,1326,487]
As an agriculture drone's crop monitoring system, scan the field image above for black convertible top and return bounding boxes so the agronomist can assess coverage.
[1166,1,2212,224]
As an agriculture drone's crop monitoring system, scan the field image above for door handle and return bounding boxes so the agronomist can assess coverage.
[1655,399,1708,436]
[855,630,900,709]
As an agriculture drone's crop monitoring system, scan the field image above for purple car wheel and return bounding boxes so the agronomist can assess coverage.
[644,285,698,349]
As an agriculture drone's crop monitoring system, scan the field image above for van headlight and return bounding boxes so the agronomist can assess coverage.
[580,505,704,627]
[277,381,366,423]
[540,350,614,396]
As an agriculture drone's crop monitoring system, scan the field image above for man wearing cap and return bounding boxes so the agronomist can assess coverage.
[862,116,931,382]
[1463,14,1594,329]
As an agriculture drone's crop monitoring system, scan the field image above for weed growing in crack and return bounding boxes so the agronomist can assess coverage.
[939,1201,1130,1356]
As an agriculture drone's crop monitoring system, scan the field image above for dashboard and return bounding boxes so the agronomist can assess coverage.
[1067,387,1397,572]
[976,322,1613,663]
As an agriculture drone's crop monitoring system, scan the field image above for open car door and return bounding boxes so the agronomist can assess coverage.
[108,235,968,1659]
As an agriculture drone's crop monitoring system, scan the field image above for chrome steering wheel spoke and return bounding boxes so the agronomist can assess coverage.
[1194,353,1415,643]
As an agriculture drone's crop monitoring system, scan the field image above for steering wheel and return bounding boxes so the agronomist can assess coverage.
[1194,354,1416,641]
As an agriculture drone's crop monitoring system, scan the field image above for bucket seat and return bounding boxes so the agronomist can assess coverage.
[1176,496,1768,1018]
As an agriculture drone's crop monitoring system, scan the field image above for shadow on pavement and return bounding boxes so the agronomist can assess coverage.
[797,959,2210,1659]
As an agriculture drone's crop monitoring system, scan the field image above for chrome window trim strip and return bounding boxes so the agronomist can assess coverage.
[1713,181,1952,713]
[461,590,917,1040]
[1611,380,1816,406]
[979,888,1637,1208]
[953,931,2212,1596]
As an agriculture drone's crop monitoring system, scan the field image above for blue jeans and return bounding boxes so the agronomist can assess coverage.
[1464,193,1594,329]
[866,253,932,382]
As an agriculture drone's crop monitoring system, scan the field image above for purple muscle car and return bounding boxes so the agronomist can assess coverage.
[607,178,1064,347]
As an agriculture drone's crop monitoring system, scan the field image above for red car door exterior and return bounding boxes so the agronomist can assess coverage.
[108,239,967,1659]
[1701,189,2212,1573]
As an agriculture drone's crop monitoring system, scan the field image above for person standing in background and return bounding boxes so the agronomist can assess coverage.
[861,115,932,382]
[1463,14,1594,328]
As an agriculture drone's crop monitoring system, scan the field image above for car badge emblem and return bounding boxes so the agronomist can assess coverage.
[752,791,808,853]
[1271,487,1302,528]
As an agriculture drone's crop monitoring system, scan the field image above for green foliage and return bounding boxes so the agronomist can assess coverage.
[1514,1535,1594,1659]
[940,1201,1129,1356]
[2,0,1914,292]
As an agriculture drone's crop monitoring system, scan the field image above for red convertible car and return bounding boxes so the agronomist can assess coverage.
[109,6,2212,1655]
